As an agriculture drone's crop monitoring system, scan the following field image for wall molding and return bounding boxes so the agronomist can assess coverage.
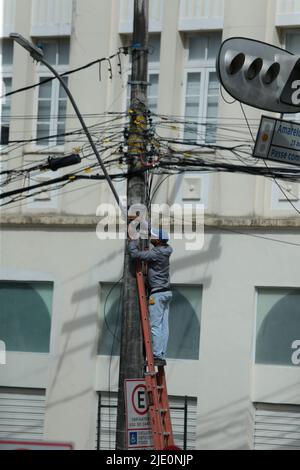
[1,213,300,229]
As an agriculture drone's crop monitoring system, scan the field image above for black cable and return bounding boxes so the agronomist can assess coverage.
[0,166,149,203]
[213,225,300,248]
[240,103,300,216]
[103,277,123,345]
[1,49,129,100]
[220,85,236,104]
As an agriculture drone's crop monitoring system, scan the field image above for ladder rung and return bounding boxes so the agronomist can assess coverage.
[144,372,157,377]
[163,432,170,437]
[157,385,164,390]
[160,408,168,413]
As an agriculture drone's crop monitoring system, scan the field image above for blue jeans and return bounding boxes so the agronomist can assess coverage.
[148,291,172,359]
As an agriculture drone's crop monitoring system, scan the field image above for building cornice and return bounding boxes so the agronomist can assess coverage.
[1,214,300,230]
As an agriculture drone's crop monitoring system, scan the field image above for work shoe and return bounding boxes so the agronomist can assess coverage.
[153,356,166,367]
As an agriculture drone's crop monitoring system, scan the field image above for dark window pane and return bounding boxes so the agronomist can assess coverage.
[0,282,53,353]
[256,288,300,367]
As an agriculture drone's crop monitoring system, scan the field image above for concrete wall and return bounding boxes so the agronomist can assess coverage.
[2,223,300,449]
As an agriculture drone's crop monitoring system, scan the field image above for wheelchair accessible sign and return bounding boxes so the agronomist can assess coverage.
[124,379,153,449]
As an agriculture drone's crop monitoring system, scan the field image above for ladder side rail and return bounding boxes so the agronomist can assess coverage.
[135,263,155,371]
[156,368,175,448]
[135,262,165,449]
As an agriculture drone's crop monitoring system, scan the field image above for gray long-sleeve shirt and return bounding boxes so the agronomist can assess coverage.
[128,240,172,293]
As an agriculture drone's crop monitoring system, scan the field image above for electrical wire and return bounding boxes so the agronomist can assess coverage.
[0,48,129,101]
[240,103,300,215]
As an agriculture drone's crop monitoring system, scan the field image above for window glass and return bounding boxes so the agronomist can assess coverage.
[98,284,201,360]
[0,281,53,353]
[256,288,300,367]
[57,78,68,144]
[148,73,159,113]
[36,76,68,145]
[126,35,160,113]
[1,40,13,146]
[205,72,219,143]
[36,39,70,66]
[188,36,206,61]
[184,33,221,144]
[285,31,300,54]
[37,78,52,145]
[1,39,14,66]
[207,33,222,60]
[184,73,201,141]
[188,33,222,62]
[148,34,161,63]
[98,283,122,356]
[35,40,70,146]
[41,42,57,64]
[1,77,12,144]
[168,285,202,360]
[58,38,70,65]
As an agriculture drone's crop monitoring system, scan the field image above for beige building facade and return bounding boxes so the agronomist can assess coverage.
[1,0,300,450]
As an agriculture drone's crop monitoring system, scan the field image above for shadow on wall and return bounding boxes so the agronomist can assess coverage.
[256,291,300,367]
[98,285,201,360]
[0,282,52,353]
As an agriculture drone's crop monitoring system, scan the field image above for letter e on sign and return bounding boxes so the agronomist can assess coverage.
[132,384,148,415]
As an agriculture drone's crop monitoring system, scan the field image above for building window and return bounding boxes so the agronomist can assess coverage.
[34,38,70,146]
[184,32,221,143]
[1,39,14,146]
[256,288,300,367]
[98,283,201,360]
[0,281,53,353]
[126,34,160,114]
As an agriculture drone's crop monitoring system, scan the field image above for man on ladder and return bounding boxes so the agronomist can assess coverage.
[128,227,173,367]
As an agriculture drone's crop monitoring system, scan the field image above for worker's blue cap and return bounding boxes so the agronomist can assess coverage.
[150,227,169,241]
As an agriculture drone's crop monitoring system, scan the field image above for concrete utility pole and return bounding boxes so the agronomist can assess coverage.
[116,0,149,450]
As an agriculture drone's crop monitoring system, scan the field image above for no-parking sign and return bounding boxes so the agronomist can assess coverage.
[125,379,153,449]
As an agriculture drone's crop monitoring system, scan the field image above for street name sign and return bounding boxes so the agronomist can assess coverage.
[124,378,153,449]
[254,116,300,166]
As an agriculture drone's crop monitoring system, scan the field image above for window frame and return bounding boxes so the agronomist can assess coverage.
[182,32,221,145]
[31,39,69,151]
[183,66,218,143]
